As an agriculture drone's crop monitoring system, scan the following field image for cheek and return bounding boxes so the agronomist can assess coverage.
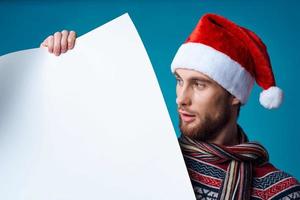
[192,91,216,114]
[206,93,230,119]
[175,86,179,96]
[192,89,227,117]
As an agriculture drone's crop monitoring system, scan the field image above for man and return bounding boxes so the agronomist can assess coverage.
[41,14,300,200]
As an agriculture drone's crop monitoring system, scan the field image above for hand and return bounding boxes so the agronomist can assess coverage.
[40,30,77,56]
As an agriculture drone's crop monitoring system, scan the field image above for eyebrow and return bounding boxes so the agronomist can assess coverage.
[174,72,213,84]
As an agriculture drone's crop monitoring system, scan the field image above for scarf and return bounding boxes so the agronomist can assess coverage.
[179,125,269,200]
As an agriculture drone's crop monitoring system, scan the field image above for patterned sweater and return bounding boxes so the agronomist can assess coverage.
[183,154,300,200]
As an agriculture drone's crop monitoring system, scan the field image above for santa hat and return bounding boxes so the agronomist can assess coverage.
[171,13,283,109]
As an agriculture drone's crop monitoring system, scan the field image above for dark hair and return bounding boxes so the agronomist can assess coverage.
[237,103,241,118]
[226,91,241,118]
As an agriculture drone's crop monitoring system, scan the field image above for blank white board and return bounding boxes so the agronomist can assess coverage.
[0,13,195,200]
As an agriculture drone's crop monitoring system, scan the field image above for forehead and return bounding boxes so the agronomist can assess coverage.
[174,68,213,81]
[174,68,228,91]
[174,68,233,97]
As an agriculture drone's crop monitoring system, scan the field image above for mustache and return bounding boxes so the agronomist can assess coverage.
[177,107,197,115]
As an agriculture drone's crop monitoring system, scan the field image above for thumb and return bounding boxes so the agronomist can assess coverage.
[40,38,48,48]
[40,41,47,48]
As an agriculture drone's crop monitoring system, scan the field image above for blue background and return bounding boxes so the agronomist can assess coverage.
[1,0,299,180]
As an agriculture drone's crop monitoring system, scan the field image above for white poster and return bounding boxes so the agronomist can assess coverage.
[0,13,195,200]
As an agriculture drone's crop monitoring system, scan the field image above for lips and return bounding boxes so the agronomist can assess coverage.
[179,110,196,123]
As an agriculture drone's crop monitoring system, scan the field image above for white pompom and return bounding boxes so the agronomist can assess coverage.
[259,86,283,109]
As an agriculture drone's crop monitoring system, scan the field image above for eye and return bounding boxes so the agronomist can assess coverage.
[176,78,183,86]
[194,80,206,89]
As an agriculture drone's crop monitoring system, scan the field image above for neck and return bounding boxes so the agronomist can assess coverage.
[207,120,240,146]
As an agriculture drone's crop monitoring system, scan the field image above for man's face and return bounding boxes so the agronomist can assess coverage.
[175,68,233,141]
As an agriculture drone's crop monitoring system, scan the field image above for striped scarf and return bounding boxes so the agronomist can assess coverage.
[179,125,269,200]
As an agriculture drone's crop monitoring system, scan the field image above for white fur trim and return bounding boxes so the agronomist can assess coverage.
[259,86,283,109]
[171,43,254,104]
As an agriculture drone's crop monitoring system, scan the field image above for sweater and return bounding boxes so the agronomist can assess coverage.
[182,145,300,200]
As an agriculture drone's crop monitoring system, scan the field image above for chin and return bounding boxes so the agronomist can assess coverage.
[180,121,202,139]
[179,119,213,142]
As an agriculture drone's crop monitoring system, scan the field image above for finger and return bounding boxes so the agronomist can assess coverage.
[67,30,76,50]
[40,38,48,48]
[47,35,54,53]
[60,30,68,53]
[40,43,46,48]
[53,32,62,56]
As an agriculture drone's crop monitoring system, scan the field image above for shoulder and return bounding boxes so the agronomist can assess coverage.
[252,162,300,200]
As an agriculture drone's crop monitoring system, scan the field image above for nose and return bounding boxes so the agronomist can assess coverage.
[176,86,192,106]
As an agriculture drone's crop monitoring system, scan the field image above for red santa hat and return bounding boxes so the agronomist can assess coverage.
[171,13,283,109]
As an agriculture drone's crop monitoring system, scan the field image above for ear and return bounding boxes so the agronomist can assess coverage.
[231,96,240,106]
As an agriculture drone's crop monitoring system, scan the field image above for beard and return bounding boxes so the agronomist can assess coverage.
[179,97,232,142]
